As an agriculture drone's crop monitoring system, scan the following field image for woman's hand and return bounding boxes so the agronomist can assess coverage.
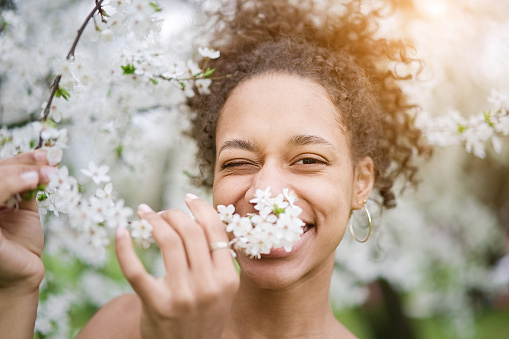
[0,150,56,339]
[0,150,54,292]
[115,194,239,339]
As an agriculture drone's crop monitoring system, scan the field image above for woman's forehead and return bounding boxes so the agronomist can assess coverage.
[217,73,342,130]
[215,73,348,152]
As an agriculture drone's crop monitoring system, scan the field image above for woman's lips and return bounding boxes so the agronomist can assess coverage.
[259,223,315,259]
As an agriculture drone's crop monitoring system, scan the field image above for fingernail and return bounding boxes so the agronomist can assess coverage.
[20,171,38,185]
[186,193,199,200]
[34,150,47,162]
[138,203,153,214]
[116,226,127,239]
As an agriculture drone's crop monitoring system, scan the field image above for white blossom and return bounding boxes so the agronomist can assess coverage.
[131,219,154,248]
[418,95,509,157]
[81,161,111,185]
[218,188,305,259]
[198,47,220,59]
[195,78,212,95]
[217,204,235,224]
[106,199,133,229]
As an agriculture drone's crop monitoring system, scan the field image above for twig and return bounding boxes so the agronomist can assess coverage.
[154,74,231,82]
[40,75,62,123]
[36,0,105,149]
[67,0,104,61]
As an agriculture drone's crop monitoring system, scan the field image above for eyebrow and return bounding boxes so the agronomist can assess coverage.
[290,134,338,151]
[218,139,256,154]
[218,134,338,155]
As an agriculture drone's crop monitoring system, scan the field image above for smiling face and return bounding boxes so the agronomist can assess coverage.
[212,72,374,289]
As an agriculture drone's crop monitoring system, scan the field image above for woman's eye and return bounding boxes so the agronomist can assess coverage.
[294,158,326,165]
[221,161,254,170]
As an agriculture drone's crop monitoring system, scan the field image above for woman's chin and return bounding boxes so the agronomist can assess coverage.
[235,227,318,289]
[238,261,305,290]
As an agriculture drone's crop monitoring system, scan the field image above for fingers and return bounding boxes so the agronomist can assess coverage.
[0,150,48,166]
[0,164,57,204]
[184,194,233,269]
[136,204,189,282]
[115,226,156,298]
[0,150,54,204]
[155,207,213,272]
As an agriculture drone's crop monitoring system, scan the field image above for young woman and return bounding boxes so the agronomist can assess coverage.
[0,0,428,338]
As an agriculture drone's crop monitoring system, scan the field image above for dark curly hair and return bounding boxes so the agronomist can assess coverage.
[186,0,431,208]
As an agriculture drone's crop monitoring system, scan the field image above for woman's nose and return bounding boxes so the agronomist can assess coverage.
[245,161,288,202]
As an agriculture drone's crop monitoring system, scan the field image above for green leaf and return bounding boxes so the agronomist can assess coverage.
[484,110,495,128]
[149,78,158,85]
[203,68,215,78]
[22,184,46,201]
[59,86,70,100]
[29,139,37,148]
[121,64,136,74]
[149,1,163,12]
[1,17,8,31]
[55,86,70,101]
[115,144,123,157]
[37,192,49,201]
[273,205,285,217]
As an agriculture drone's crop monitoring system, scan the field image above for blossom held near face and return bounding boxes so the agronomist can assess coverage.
[81,161,111,185]
[219,188,305,259]
[249,186,273,211]
[218,204,235,224]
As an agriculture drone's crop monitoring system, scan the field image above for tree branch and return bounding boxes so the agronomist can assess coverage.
[34,0,105,148]
[41,75,61,123]
[67,0,104,61]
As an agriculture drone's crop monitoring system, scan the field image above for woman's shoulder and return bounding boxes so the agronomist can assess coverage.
[76,293,142,339]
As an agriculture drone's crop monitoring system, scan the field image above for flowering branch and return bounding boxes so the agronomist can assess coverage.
[218,187,305,259]
[40,1,105,125]
[39,75,61,125]
[67,0,104,61]
[418,89,509,158]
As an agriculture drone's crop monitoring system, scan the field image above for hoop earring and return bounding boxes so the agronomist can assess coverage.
[349,201,372,243]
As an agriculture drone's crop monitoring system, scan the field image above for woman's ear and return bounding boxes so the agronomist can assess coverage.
[351,157,374,209]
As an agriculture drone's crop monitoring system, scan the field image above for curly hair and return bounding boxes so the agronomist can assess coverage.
[186,0,431,208]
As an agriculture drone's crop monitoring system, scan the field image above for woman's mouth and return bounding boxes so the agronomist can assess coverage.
[258,222,315,258]
[302,223,315,233]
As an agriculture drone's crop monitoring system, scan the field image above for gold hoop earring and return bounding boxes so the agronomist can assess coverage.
[349,201,372,243]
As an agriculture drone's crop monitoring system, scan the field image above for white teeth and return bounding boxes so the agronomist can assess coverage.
[303,225,310,233]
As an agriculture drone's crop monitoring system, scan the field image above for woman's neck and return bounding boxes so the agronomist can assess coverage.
[224,255,343,339]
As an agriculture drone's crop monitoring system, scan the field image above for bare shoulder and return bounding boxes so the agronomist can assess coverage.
[76,293,142,339]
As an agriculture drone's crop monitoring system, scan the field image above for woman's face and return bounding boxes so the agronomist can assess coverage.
[212,73,373,289]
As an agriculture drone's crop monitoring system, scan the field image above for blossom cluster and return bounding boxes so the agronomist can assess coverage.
[418,89,509,158]
[217,187,305,259]
[1,0,222,254]
[116,45,220,98]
